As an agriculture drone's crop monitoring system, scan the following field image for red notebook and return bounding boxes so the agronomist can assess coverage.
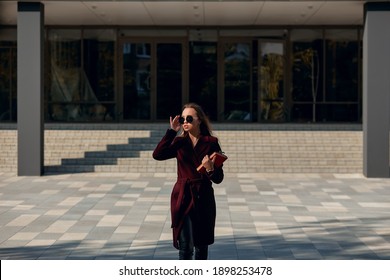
[197,152,228,174]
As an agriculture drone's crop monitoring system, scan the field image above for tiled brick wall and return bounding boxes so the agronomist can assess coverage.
[0,123,363,174]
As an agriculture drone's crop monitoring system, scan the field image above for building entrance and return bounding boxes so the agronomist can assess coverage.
[119,38,186,121]
[118,37,288,122]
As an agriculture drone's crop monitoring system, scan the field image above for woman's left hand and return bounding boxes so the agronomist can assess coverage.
[202,155,215,172]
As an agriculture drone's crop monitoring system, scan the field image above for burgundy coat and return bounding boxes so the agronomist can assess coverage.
[152,129,224,249]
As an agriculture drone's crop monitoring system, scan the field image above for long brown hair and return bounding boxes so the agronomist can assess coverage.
[181,103,213,136]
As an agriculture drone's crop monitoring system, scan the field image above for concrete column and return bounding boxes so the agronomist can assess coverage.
[363,3,390,177]
[17,2,44,176]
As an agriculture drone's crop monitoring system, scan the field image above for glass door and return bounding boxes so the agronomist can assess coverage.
[120,39,184,121]
[121,41,152,120]
[189,42,218,121]
[258,40,286,121]
[221,40,252,121]
[155,42,183,119]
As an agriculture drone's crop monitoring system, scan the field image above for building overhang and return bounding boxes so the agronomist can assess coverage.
[0,1,373,27]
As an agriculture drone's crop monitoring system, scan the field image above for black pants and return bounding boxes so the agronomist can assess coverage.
[178,215,208,260]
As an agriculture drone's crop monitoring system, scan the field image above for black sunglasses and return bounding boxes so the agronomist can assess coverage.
[179,115,194,124]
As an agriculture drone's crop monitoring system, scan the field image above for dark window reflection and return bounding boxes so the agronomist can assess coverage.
[156,43,182,119]
[325,40,358,102]
[123,43,151,120]
[83,40,115,102]
[47,29,116,122]
[224,42,251,121]
[292,39,323,103]
[259,42,285,121]
[189,42,217,120]
[317,104,358,122]
[0,43,17,122]
[291,29,359,123]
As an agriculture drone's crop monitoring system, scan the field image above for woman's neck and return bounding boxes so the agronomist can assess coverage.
[189,130,200,139]
[188,131,200,146]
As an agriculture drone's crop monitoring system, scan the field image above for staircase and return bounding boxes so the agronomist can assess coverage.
[0,123,363,175]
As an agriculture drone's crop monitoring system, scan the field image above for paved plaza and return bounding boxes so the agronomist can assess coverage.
[0,172,389,260]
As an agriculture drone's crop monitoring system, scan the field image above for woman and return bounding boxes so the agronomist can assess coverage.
[153,103,224,260]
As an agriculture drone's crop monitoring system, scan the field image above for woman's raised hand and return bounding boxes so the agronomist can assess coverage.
[170,115,181,132]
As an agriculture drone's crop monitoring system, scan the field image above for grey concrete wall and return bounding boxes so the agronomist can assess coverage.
[17,2,44,176]
[363,3,390,177]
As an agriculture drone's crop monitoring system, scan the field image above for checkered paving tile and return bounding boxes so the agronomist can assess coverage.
[0,172,389,260]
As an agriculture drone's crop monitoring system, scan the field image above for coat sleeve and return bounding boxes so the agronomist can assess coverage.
[152,129,178,161]
[208,166,224,184]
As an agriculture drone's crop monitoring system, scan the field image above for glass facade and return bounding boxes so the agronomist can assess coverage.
[0,27,362,123]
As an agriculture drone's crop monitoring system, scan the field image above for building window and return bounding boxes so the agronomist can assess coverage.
[189,42,218,120]
[83,29,116,121]
[223,41,252,121]
[291,29,323,122]
[122,42,152,120]
[156,42,183,119]
[0,28,17,122]
[290,29,360,123]
[47,29,116,122]
[259,41,285,122]
[323,29,359,122]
